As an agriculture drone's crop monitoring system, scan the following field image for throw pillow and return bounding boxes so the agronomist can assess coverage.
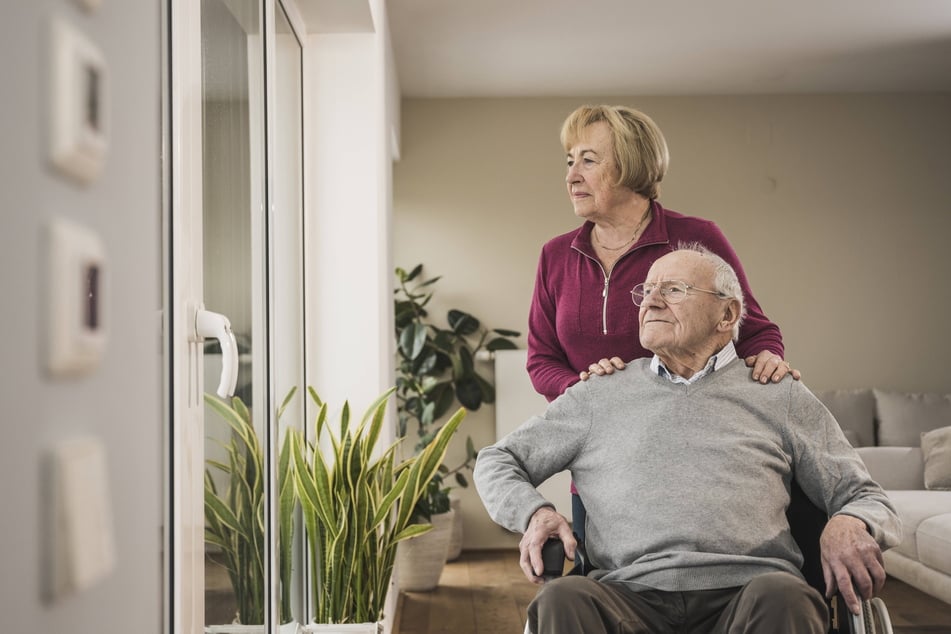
[813,389,876,447]
[921,426,951,490]
[874,389,951,447]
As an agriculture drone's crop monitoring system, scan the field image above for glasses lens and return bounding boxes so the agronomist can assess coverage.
[631,283,647,305]
[664,282,688,303]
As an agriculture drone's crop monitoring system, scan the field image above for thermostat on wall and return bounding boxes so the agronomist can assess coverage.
[48,16,109,185]
[46,217,108,377]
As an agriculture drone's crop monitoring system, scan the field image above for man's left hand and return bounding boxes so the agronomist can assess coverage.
[745,350,801,384]
[819,514,886,615]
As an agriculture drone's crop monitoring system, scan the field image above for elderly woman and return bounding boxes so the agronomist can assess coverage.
[527,105,798,537]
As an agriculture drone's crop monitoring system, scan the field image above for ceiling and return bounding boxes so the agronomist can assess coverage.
[387,0,951,98]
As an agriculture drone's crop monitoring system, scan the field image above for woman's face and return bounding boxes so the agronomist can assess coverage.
[565,121,630,220]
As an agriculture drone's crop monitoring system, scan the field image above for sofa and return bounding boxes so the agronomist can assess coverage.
[813,388,951,605]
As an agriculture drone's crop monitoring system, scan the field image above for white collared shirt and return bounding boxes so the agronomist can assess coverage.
[650,341,738,385]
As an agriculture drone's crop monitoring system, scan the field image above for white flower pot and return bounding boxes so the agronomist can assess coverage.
[446,497,463,561]
[205,622,300,634]
[299,622,382,634]
[395,509,455,591]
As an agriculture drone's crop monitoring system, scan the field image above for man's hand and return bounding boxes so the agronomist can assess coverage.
[519,507,575,584]
[580,356,626,381]
[745,350,801,384]
[819,514,886,615]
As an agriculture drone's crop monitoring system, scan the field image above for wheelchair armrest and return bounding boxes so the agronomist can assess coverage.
[540,534,593,579]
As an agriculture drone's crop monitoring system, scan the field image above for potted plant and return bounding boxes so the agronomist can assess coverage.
[393,264,520,586]
[203,388,299,633]
[292,387,464,631]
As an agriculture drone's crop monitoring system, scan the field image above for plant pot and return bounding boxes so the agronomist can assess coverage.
[299,622,382,634]
[446,497,463,561]
[395,509,455,591]
[205,622,300,634]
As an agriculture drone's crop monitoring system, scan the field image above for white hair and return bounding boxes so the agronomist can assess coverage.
[675,242,746,340]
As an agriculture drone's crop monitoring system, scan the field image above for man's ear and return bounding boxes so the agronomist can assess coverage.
[717,299,742,332]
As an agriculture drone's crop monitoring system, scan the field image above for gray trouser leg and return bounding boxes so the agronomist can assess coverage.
[528,576,677,634]
[708,572,828,634]
[528,572,828,634]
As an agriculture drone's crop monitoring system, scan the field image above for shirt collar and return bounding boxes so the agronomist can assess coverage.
[650,341,738,385]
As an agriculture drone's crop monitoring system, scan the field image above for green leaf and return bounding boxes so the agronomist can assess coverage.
[457,345,475,377]
[447,309,480,335]
[455,376,483,410]
[405,264,423,281]
[399,323,428,361]
[475,372,496,405]
[492,328,521,337]
[486,336,519,351]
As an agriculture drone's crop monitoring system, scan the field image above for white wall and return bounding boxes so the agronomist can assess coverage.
[0,2,163,632]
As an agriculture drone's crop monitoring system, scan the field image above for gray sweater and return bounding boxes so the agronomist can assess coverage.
[474,358,901,592]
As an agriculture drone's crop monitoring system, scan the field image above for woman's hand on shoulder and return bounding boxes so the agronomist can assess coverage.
[745,350,801,384]
[580,357,626,381]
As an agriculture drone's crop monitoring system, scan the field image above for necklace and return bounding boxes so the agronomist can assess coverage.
[594,208,652,251]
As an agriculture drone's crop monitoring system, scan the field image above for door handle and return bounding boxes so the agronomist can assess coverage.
[195,308,239,399]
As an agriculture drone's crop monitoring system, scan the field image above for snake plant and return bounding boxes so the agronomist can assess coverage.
[204,387,298,625]
[291,387,465,624]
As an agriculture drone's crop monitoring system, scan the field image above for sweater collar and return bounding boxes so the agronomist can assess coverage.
[651,341,738,385]
[570,200,669,257]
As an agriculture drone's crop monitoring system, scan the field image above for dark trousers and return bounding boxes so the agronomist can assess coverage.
[527,572,828,634]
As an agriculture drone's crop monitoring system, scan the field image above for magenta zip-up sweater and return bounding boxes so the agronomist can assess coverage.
[527,201,785,401]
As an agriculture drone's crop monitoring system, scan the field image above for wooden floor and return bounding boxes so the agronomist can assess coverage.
[393,549,951,634]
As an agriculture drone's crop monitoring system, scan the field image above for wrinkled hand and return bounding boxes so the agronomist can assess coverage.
[819,514,886,615]
[745,350,801,384]
[580,357,626,381]
[519,507,575,584]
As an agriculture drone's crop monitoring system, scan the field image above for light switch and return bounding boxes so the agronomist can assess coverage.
[46,217,108,378]
[48,16,109,185]
[45,436,117,602]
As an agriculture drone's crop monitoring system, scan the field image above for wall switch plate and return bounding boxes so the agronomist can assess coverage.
[48,16,109,185]
[46,217,108,377]
[45,436,117,602]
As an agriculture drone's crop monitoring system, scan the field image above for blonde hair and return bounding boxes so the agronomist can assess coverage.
[560,105,670,200]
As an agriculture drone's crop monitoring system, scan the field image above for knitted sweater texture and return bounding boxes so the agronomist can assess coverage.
[474,359,901,592]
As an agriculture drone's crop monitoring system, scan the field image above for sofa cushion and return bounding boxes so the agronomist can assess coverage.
[921,426,951,490]
[855,446,925,490]
[874,389,951,447]
[813,388,876,447]
[879,490,951,560]
[917,513,951,576]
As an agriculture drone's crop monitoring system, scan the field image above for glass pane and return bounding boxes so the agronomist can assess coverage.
[272,2,305,626]
[200,0,266,627]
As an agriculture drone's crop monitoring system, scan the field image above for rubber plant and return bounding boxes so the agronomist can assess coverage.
[394,264,520,520]
[203,387,298,625]
[291,387,465,625]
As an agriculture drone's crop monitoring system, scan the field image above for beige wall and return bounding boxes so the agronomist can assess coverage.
[393,94,951,549]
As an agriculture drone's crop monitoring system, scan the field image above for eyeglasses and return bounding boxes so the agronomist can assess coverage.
[631,280,731,306]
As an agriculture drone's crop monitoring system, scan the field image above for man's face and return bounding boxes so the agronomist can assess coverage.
[638,251,727,358]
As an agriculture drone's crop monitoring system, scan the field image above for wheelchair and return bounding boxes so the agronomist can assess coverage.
[525,482,893,634]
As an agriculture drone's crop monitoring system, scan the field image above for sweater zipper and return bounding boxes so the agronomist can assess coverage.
[574,248,612,334]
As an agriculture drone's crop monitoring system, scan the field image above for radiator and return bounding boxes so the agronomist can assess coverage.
[493,349,573,519]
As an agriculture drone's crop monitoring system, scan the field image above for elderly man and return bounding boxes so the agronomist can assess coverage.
[474,245,900,634]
